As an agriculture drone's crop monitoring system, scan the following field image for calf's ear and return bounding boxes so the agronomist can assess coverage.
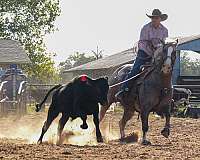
[104,76,108,81]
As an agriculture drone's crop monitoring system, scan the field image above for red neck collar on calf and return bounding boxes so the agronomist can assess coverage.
[80,74,87,82]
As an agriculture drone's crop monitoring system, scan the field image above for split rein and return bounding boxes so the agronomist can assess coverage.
[109,69,147,89]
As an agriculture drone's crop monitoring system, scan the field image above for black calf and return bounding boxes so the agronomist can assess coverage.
[36,75,109,144]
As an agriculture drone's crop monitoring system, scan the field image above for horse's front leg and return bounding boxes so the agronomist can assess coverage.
[161,104,171,138]
[119,107,134,140]
[99,105,110,122]
[140,109,151,145]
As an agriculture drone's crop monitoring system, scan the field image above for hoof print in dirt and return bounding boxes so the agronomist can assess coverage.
[141,140,151,145]
[119,133,139,143]
[161,128,170,138]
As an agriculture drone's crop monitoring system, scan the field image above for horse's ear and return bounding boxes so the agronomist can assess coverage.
[160,39,165,45]
[176,39,178,44]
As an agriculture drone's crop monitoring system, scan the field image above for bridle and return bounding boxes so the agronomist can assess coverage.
[151,40,177,74]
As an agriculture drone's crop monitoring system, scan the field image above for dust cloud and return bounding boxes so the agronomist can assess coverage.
[0,113,120,146]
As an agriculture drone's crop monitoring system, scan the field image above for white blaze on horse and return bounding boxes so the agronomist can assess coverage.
[161,46,174,74]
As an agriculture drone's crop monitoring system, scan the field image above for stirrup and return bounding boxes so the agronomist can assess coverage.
[115,89,129,101]
[115,90,124,99]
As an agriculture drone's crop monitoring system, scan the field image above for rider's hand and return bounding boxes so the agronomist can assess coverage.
[151,38,163,49]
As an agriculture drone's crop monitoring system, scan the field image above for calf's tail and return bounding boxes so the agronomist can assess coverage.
[35,84,62,112]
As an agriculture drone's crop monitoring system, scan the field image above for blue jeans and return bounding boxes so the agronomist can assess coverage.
[122,50,152,90]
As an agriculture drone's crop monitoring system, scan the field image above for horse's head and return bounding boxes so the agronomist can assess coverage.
[152,38,178,75]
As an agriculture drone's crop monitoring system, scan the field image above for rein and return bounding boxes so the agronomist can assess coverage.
[109,71,144,89]
[109,42,176,89]
[109,67,154,89]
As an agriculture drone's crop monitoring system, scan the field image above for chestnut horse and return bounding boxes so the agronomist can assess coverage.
[100,40,177,145]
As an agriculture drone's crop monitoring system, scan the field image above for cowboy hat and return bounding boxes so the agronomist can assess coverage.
[146,9,168,21]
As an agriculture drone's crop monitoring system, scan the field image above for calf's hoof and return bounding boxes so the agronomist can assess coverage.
[161,128,170,138]
[97,136,103,143]
[141,140,151,145]
[37,140,42,145]
[80,123,88,129]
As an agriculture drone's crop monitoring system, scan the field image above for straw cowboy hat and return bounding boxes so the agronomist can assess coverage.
[146,9,168,21]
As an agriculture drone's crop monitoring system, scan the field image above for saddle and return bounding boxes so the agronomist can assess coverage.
[121,65,155,105]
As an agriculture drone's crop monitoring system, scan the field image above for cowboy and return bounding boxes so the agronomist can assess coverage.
[115,9,168,100]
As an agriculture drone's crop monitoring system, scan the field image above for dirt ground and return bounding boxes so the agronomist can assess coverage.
[0,111,200,160]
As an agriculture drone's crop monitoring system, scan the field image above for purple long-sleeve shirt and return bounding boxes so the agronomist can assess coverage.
[138,22,168,56]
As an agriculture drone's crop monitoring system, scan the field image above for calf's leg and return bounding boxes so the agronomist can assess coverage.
[80,115,88,129]
[38,106,59,144]
[93,111,103,143]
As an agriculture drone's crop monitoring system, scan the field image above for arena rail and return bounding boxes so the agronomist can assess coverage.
[173,85,200,104]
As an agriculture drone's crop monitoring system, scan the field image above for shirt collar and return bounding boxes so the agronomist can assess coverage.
[150,22,163,29]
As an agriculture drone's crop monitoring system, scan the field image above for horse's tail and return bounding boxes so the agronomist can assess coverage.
[35,84,62,112]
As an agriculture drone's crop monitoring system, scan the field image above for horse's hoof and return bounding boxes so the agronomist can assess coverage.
[56,140,61,145]
[119,136,125,142]
[161,128,170,138]
[80,124,88,129]
[141,140,151,145]
[97,137,103,143]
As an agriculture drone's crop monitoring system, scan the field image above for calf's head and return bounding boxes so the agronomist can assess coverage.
[94,77,109,106]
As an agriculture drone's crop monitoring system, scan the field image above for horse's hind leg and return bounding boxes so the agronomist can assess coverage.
[119,107,134,140]
[56,113,69,145]
[38,105,59,144]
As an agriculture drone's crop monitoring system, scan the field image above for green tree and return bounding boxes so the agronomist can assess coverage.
[0,0,60,83]
[180,52,200,76]
[59,47,104,73]
[69,52,96,67]
[58,59,72,73]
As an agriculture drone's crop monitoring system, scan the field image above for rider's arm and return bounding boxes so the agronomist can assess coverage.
[138,26,149,51]
[164,28,168,38]
[139,26,148,41]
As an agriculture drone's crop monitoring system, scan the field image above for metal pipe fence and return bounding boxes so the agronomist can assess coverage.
[173,85,200,104]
